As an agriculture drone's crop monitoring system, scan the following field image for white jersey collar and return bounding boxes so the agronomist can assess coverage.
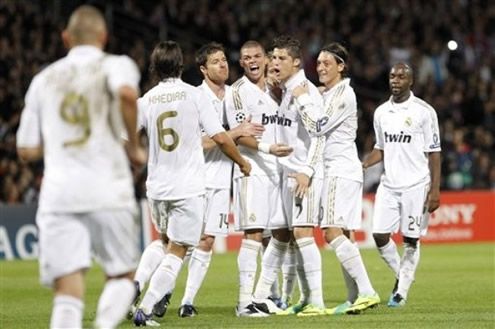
[390,91,415,110]
[282,69,306,91]
[200,80,225,102]
[67,45,104,59]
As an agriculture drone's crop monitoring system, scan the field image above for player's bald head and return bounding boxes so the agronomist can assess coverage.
[64,5,107,48]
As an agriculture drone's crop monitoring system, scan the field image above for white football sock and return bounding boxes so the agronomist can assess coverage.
[181,249,212,305]
[295,246,310,304]
[50,295,83,329]
[377,239,401,278]
[95,278,135,329]
[238,239,261,308]
[139,253,183,314]
[262,244,281,299]
[253,238,288,300]
[331,235,375,296]
[281,242,297,302]
[134,239,166,291]
[295,237,324,308]
[341,264,358,303]
[397,242,420,299]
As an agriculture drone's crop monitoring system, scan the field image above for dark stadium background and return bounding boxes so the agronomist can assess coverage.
[1,0,493,205]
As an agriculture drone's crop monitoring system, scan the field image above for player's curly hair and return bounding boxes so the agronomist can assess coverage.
[270,35,302,68]
[320,42,349,77]
[149,40,184,80]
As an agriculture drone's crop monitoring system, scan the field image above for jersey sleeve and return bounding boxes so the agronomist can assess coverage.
[104,55,141,93]
[373,108,384,150]
[423,106,442,152]
[198,91,225,138]
[17,76,42,148]
[136,97,146,132]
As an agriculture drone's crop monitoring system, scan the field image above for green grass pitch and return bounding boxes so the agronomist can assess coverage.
[1,243,494,328]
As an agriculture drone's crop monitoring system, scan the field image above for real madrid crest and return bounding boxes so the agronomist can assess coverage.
[249,213,257,222]
[405,117,412,127]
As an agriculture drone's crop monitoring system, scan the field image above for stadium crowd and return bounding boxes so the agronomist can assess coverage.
[1,0,494,205]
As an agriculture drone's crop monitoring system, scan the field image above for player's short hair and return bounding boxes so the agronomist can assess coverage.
[240,40,265,54]
[320,42,349,77]
[270,35,302,67]
[149,41,184,80]
[195,42,225,71]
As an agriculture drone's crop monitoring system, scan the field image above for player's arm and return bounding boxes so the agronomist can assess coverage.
[17,77,43,163]
[211,132,251,176]
[202,115,264,150]
[289,135,325,198]
[236,136,293,157]
[293,84,350,136]
[362,149,384,170]
[427,151,441,213]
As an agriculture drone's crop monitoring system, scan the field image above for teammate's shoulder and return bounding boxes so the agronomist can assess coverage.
[374,100,391,115]
[412,96,435,112]
[231,77,247,90]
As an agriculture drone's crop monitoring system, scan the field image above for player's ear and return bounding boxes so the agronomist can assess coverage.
[199,65,207,76]
[337,62,345,74]
[61,30,71,50]
[293,58,301,68]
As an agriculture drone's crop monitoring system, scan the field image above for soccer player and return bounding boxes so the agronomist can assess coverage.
[252,35,326,316]
[16,5,146,328]
[132,40,251,326]
[362,63,441,307]
[176,41,265,317]
[224,40,293,317]
[292,42,380,315]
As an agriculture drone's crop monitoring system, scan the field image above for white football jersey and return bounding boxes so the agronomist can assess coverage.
[373,92,441,190]
[16,46,140,213]
[137,78,225,200]
[277,70,324,178]
[295,78,362,182]
[197,81,233,189]
[225,75,279,178]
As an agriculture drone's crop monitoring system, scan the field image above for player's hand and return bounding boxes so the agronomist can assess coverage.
[237,115,265,138]
[288,172,310,198]
[239,159,251,176]
[317,86,327,94]
[266,75,281,89]
[425,189,440,213]
[126,144,147,168]
[269,143,293,157]
[293,84,309,98]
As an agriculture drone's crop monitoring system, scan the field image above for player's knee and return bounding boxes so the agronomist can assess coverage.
[200,236,215,251]
[293,227,313,240]
[403,236,419,247]
[323,227,343,244]
[373,233,390,248]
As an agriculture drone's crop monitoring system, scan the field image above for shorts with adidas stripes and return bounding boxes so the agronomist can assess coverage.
[372,183,430,238]
[36,209,139,287]
[319,176,362,230]
[203,188,230,237]
[149,196,204,247]
[281,170,323,228]
[233,174,284,231]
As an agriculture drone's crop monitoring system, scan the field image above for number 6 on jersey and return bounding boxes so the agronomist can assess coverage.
[157,111,179,152]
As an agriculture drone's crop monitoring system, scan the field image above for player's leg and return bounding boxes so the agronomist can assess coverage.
[371,184,402,304]
[262,235,282,305]
[135,197,204,325]
[253,175,290,314]
[391,184,429,307]
[36,213,90,329]
[281,240,297,308]
[292,176,326,316]
[322,177,379,314]
[89,209,140,329]
[179,188,229,317]
[233,176,267,317]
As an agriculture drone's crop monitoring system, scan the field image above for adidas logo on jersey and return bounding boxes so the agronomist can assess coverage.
[384,131,412,143]
[261,112,292,126]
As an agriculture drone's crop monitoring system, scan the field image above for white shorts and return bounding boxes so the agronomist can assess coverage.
[203,188,230,237]
[372,183,430,238]
[36,209,139,287]
[233,174,284,231]
[281,171,323,228]
[149,196,205,247]
[319,176,363,230]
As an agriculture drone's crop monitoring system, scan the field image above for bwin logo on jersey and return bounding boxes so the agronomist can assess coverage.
[261,112,292,126]
[384,131,412,143]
